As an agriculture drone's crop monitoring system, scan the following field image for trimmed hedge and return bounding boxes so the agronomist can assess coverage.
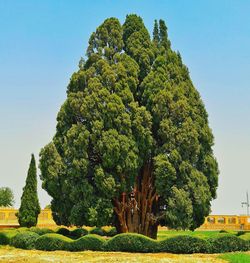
[89,227,105,236]
[159,235,209,254]
[1,229,250,254]
[35,233,104,251]
[10,232,39,249]
[208,235,249,253]
[69,228,88,239]
[105,233,157,252]
[237,231,247,236]
[0,232,9,245]
[102,227,117,237]
[35,233,72,251]
[69,234,105,251]
[29,227,54,235]
[0,229,19,245]
[56,227,71,236]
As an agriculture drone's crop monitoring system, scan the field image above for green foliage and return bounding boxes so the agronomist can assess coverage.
[219,253,250,263]
[0,187,14,207]
[17,154,41,227]
[69,234,105,251]
[2,229,19,241]
[0,232,9,245]
[159,235,208,253]
[89,227,105,236]
[239,233,250,241]
[70,228,88,239]
[2,230,250,254]
[35,233,72,251]
[219,229,229,233]
[208,235,249,253]
[39,14,219,232]
[10,231,39,249]
[153,20,160,46]
[35,233,104,251]
[103,227,117,237]
[105,233,157,252]
[29,227,54,235]
[237,231,247,236]
[56,227,71,236]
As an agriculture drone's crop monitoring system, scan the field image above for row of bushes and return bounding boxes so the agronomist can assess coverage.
[1,231,250,254]
[55,226,117,239]
[0,226,117,241]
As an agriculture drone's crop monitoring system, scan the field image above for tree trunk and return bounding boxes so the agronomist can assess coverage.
[113,161,159,239]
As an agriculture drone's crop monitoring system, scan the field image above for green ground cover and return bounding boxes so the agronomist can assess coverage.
[219,252,250,263]
[0,228,249,255]
[157,230,231,240]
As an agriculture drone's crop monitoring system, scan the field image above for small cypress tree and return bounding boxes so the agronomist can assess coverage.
[17,154,40,227]
[153,19,160,46]
[159,19,171,49]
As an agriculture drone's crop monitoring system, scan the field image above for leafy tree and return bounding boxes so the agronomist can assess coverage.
[17,154,41,227]
[40,15,219,238]
[0,187,14,207]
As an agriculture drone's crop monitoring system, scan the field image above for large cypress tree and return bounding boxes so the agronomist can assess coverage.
[39,15,218,238]
[17,154,40,227]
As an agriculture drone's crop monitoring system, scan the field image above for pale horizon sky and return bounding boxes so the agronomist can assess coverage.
[0,1,250,216]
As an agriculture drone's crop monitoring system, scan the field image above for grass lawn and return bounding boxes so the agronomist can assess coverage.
[219,252,250,263]
[157,229,235,240]
[0,246,226,263]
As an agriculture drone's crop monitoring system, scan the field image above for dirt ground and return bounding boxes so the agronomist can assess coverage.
[0,246,226,263]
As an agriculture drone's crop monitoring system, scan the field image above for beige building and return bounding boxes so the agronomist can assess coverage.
[0,208,55,228]
[1,208,250,230]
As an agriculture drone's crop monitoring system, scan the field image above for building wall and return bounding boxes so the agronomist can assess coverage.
[0,208,56,228]
[1,208,250,230]
[197,215,250,231]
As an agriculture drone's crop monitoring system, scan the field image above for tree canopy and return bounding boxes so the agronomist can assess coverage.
[0,187,14,207]
[40,15,218,237]
[17,154,41,227]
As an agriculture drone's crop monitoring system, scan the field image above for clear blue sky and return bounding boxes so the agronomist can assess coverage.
[0,0,250,215]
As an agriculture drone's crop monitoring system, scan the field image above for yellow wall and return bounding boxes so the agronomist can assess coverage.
[0,208,56,228]
[198,215,250,231]
[1,208,250,230]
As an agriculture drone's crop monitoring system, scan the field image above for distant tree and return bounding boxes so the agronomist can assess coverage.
[0,187,14,207]
[17,154,41,227]
[40,15,219,238]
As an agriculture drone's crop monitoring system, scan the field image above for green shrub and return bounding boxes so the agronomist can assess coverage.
[208,235,249,253]
[56,227,71,236]
[70,234,105,251]
[0,229,20,245]
[219,229,228,233]
[0,232,9,245]
[35,233,72,251]
[29,227,54,235]
[90,227,105,236]
[239,233,250,241]
[159,235,208,254]
[103,227,117,237]
[17,227,30,232]
[2,229,19,242]
[237,231,247,236]
[105,233,157,252]
[69,228,88,239]
[10,231,39,249]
